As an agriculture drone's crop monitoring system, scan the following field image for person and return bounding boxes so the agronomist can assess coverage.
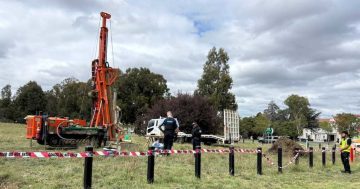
[340,131,352,174]
[159,111,179,152]
[191,122,202,150]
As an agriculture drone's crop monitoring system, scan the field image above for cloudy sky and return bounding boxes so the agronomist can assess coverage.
[0,0,359,118]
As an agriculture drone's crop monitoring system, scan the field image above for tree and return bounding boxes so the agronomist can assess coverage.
[252,113,270,135]
[45,78,92,119]
[263,101,280,121]
[240,116,256,138]
[271,121,298,139]
[284,94,320,135]
[0,84,14,121]
[334,113,360,136]
[319,121,333,133]
[117,67,169,124]
[195,47,237,111]
[13,81,46,121]
[135,93,219,135]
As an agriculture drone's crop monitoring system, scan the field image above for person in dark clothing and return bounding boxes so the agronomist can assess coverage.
[340,131,352,174]
[160,111,179,151]
[191,122,202,150]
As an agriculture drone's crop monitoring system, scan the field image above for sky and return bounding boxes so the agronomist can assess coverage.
[0,0,359,118]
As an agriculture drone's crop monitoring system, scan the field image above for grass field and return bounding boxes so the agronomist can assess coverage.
[0,123,359,189]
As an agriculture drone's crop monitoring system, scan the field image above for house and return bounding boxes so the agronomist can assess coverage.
[301,127,338,142]
[300,118,338,142]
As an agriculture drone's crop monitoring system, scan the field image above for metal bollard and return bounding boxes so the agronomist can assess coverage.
[195,146,201,179]
[319,143,321,150]
[83,146,93,189]
[309,147,313,168]
[294,148,299,165]
[229,146,235,176]
[332,146,336,165]
[257,147,262,175]
[147,147,155,184]
[322,147,326,166]
[278,147,282,173]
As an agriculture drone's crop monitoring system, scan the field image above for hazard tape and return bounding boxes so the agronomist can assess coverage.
[297,148,342,153]
[262,154,275,166]
[280,153,300,169]
[261,152,300,169]
[0,148,257,159]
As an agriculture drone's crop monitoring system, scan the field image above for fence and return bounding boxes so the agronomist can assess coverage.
[0,146,358,188]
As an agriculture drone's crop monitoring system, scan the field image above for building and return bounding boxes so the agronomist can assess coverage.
[300,118,339,142]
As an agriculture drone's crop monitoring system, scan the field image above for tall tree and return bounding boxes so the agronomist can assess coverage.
[117,67,169,124]
[0,84,14,121]
[13,81,46,121]
[195,47,237,111]
[1,84,12,101]
[263,101,280,121]
[334,113,360,136]
[284,94,320,135]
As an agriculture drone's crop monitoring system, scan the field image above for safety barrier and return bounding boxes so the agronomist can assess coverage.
[0,148,256,158]
[0,146,357,188]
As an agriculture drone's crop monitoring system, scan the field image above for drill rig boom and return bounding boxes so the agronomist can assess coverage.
[25,12,120,147]
[89,12,120,141]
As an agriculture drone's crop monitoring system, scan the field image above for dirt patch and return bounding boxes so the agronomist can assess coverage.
[268,137,307,156]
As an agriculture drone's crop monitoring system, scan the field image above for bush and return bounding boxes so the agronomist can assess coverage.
[135,94,220,135]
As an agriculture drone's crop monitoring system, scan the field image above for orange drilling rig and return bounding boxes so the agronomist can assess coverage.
[25,12,121,147]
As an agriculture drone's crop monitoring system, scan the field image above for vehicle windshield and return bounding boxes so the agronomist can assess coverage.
[147,120,155,127]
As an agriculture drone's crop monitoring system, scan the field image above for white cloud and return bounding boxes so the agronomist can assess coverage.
[0,0,360,118]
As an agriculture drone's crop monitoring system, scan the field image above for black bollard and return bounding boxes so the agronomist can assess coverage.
[229,146,235,176]
[332,146,336,165]
[294,148,299,165]
[278,147,282,173]
[83,146,93,189]
[147,147,155,184]
[319,143,321,150]
[322,147,326,166]
[195,146,201,179]
[309,147,313,168]
[257,147,262,175]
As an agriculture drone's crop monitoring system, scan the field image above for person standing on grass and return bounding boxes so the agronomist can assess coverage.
[340,131,352,174]
[160,111,179,153]
[191,122,202,150]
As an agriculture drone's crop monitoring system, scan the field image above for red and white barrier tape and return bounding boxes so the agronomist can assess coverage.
[262,154,275,166]
[261,152,300,169]
[280,153,300,169]
[0,148,257,158]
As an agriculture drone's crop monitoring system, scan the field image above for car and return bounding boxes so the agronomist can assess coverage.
[258,136,280,143]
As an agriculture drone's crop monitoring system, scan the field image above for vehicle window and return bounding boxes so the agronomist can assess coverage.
[147,120,155,127]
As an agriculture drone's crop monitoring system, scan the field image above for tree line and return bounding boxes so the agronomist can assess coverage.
[1,46,357,137]
[240,95,360,138]
[0,47,237,135]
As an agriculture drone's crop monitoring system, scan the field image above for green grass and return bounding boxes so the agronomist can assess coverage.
[0,123,359,189]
